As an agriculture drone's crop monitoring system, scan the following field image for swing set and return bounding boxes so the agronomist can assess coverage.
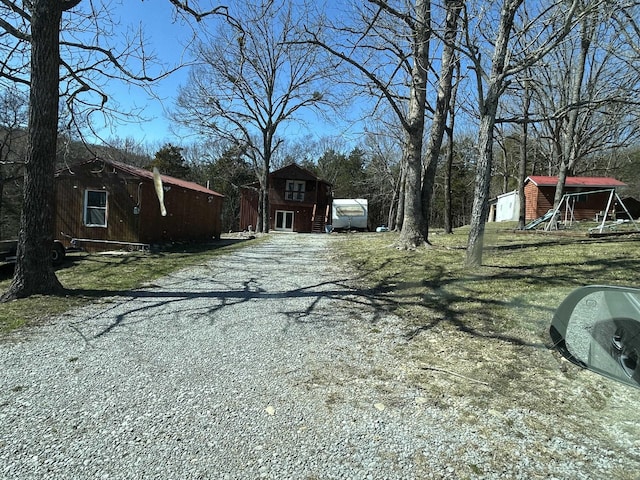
[524,188,640,235]
[541,188,640,235]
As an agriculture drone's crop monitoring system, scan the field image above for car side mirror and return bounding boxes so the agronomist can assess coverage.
[550,285,640,389]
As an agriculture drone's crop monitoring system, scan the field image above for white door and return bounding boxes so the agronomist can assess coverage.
[275,210,294,231]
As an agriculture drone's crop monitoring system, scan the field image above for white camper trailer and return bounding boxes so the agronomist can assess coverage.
[331,199,368,231]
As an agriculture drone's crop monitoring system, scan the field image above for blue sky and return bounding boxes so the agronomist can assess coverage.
[84,1,361,150]
[87,1,197,146]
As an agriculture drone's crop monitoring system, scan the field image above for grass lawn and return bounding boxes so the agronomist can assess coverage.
[339,223,640,339]
[335,223,640,476]
[0,235,265,333]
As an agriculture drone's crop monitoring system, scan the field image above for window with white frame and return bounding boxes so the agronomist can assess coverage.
[285,180,305,201]
[84,190,108,227]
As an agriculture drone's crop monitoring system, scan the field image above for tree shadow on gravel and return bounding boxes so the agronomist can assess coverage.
[61,234,640,354]
[65,273,398,340]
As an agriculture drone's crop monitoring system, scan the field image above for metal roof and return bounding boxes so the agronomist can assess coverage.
[525,175,626,188]
[71,159,224,197]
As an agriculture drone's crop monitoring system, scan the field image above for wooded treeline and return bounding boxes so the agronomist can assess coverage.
[1,0,640,299]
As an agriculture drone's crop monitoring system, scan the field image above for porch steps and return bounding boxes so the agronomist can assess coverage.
[311,203,330,233]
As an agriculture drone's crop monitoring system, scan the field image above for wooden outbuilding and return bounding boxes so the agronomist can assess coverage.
[54,158,224,251]
[524,176,626,221]
[239,163,332,233]
[618,197,640,220]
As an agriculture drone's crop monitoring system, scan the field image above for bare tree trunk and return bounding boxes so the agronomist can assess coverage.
[262,185,270,233]
[444,57,460,234]
[517,79,530,229]
[256,188,264,232]
[394,149,407,232]
[555,159,569,206]
[553,13,592,208]
[395,0,430,249]
[2,0,68,300]
[421,0,462,240]
[398,130,426,247]
[466,111,498,266]
[388,170,401,230]
[466,0,523,267]
[501,141,509,193]
[259,128,276,233]
[443,138,454,234]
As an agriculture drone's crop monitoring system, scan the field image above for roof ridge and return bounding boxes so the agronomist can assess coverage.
[61,158,224,197]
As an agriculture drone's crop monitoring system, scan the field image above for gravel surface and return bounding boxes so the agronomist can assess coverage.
[0,234,635,479]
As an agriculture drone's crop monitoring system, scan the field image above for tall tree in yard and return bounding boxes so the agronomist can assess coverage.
[442,58,461,234]
[2,0,79,299]
[302,0,432,249]
[463,0,588,267]
[464,0,523,267]
[174,0,335,233]
[421,0,463,240]
[0,1,225,301]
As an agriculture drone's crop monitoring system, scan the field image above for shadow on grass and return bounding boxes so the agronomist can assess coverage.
[344,241,640,351]
[485,232,640,252]
[59,262,544,350]
[15,233,639,360]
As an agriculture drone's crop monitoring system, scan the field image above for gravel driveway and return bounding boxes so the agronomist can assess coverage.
[0,234,632,479]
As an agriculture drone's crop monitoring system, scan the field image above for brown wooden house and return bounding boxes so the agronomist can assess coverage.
[54,159,224,251]
[239,164,332,233]
[524,176,626,221]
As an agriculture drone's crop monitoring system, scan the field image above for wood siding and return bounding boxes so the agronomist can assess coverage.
[239,164,332,233]
[524,181,548,220]
[239,187,259,231]
[55,160,223,251]
[525,182,618,221]
[55,167,141,245]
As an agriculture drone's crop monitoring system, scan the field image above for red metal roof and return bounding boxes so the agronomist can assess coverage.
[80,159,224,197]
[526,176,626,188]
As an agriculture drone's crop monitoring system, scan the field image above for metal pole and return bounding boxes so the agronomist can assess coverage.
[598,190,615,234]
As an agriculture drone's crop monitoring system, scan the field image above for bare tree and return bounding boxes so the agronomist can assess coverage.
[0,0,227,301]
[463,0,523,267]
[174,0,335,233]
[491,1,640,226]
[421,0,463,240]
[443,57,461,234]
[462,0,588,267]
[517,78,531,230]
[530,3,640,208]
[0,86,29,239]
[300,0,433,249]
[362,116,404,230]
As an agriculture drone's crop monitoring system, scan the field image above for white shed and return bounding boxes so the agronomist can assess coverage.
[495,190,520,222]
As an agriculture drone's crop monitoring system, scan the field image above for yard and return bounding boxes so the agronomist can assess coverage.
[1,225,639,477]
[335,224,640,476]
[0,236,264,332]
